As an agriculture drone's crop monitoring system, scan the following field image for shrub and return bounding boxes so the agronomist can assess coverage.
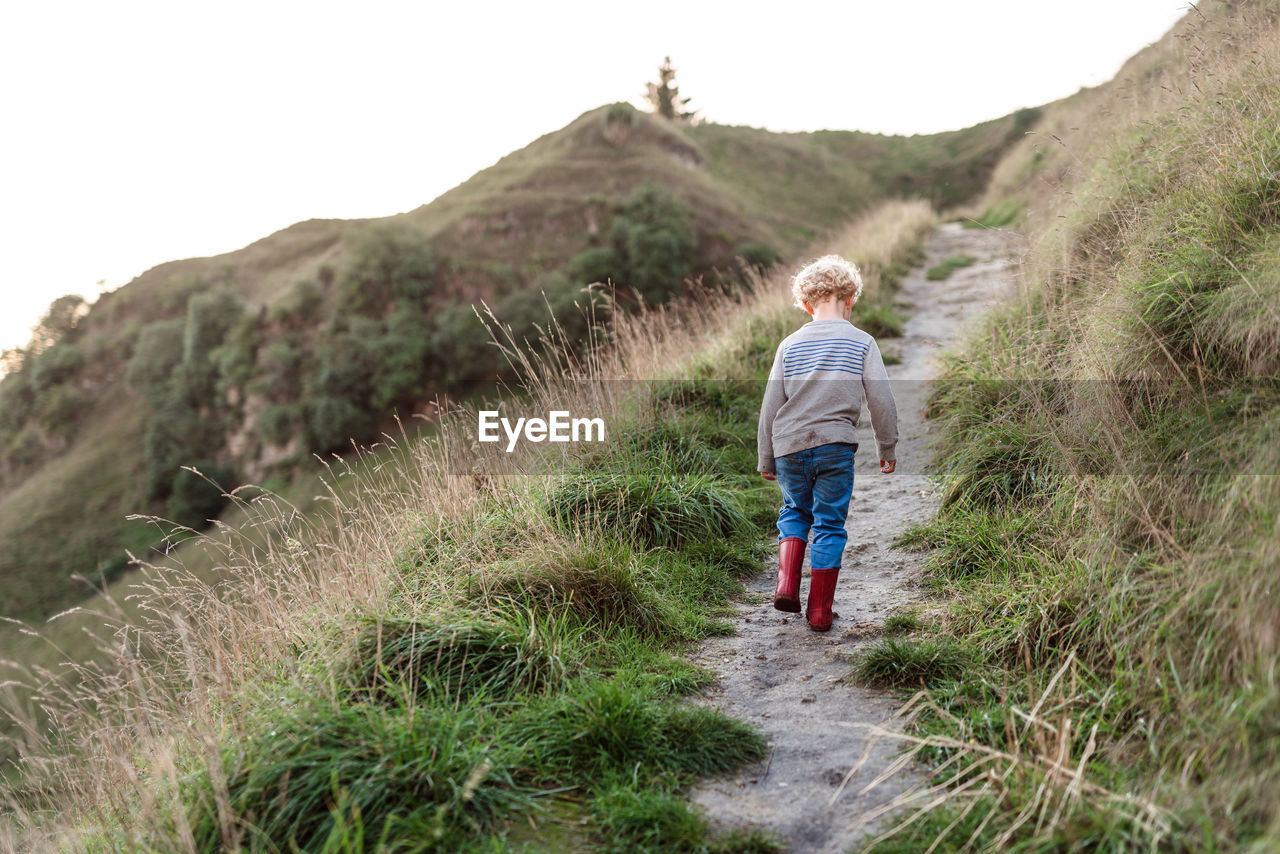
[735,240,781,274]
[183,290,244,366]
[495,273,601,352]
[567,246,624,286]
[370,308,431,411]
[29,294,87,349]
[126,319,186,404]
[28,341,84,392]
[252,336,305,402]
[258,402,302,446]
[165,461,233,529]
[339,225,436,314]
[0,369,35,434]
[570,183,696,305]
[212,313,262,397]
[142,381,220,500]
[33,383,90,437]
[306,393,373,455]
[430,304,500,387]
[270,278,324,327]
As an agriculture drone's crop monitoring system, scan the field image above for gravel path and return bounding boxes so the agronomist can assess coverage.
[690,223,1018,853]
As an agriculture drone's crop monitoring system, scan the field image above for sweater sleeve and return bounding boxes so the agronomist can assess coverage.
[757,343,787,473]
[862,337,898,462]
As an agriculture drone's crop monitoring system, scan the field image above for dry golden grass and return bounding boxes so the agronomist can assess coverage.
[902,3,1280,848]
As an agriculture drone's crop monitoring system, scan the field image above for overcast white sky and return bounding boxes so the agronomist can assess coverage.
[1,1,1190,354]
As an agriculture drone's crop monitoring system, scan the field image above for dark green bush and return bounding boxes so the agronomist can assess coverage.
[431,305,499,387]
[735,241,781,274]
[252,336,305,402]
[30,294,87,349]
[28,341,84,392]
[306,393,373,455]
[495,273,600,352]
[166,461,233,529]
[182,290,245,398]
[183,290,244,367]
[339,225,436,315]
[258,402,303,446]
[125,318,185,403]
[33,383,89,437]
[568,246,624,286]
[305,316,385,452]
[270,278,324,327]
[610,184,695,303]
[212,313,262,397]
[370,308,431,411]
[0,369,34,434]
[143,386,215,500]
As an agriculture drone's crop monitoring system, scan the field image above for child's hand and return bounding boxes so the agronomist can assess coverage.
[880,459,896,474]
[761,471,777,481]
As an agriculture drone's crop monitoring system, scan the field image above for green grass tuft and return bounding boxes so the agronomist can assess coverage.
[925,253,977,280]
[546,469,749,550]
[854,637,971,688]
[853,301,906,338]
[346,613,571,704]
[883,611,923,636]
[189,698,538,852]
[960,201,1021,229]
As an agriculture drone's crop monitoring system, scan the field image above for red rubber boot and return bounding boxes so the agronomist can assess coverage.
[805,567,840,632]
[773,537,805,613]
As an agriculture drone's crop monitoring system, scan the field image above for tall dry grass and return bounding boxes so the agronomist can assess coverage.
[0,199,935,850]
[884,2,1280,849]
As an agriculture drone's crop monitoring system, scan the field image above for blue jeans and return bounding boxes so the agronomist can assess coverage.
[774,442,855,569]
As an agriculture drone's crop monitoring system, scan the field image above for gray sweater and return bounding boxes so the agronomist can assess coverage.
[757,318,898,473]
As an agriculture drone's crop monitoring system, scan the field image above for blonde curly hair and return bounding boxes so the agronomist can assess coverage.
[791,254,863,310]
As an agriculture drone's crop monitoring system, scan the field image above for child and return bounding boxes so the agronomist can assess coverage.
[757,255,898,632]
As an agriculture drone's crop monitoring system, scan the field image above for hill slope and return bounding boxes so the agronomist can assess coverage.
[0,102,1032,624]
[866,1,1280,848]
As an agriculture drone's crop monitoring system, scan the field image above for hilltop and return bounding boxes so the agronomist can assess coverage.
[0,101,1033,624]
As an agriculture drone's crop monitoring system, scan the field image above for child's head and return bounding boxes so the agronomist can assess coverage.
[791,254,863,311]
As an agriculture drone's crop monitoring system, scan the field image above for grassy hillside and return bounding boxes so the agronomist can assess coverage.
[0,199,936,850]
[852,2,1280,849]
[0,102,1031,627]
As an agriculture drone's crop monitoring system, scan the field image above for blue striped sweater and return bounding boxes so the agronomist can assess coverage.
[757,318,898,473]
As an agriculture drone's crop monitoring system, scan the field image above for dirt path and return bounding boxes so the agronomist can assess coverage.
[690,223,1018,853]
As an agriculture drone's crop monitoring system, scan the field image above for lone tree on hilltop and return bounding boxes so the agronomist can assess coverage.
[646,56,696,121]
